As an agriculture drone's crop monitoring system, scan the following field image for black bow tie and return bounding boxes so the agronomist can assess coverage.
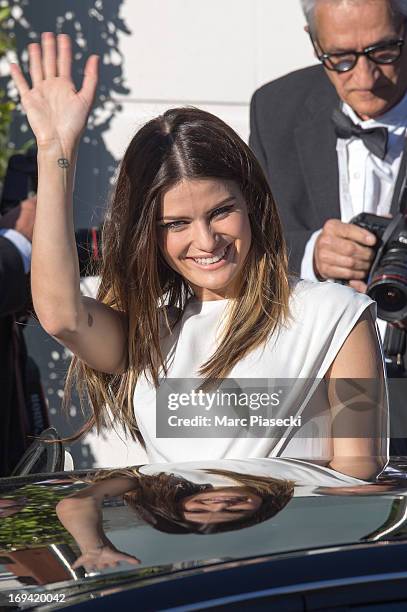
[332,108,389,160]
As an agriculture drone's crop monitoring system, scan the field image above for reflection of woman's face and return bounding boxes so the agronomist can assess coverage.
[181,486,262,524]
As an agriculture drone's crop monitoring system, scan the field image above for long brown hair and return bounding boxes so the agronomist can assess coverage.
[90,467,295,534]
[65,107,290,444]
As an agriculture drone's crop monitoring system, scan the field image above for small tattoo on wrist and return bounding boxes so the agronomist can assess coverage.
[57,158,70,168]
[88,313,93,327]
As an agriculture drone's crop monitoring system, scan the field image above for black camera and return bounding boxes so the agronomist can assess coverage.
[0,150,102,276]
[351,212,407,324]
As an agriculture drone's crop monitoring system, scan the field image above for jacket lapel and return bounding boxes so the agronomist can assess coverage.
[295,90,341,222]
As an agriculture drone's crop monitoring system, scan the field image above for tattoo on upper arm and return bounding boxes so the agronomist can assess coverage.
[57,158,70,169]
[88,313,93,327]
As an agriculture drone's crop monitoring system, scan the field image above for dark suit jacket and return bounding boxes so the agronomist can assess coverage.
[249,64,405,275]
[0,235,27,316]
[249,65,340,275]
[0,236,30,475]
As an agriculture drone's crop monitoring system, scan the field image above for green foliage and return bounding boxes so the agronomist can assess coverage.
[0,91,15,180]
[0,7,12,56]
[0,5,17,185]
[0,483,83,551]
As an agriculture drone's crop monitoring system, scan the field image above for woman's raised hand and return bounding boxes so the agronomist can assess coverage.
[72,546,141,572]
[10,32,98,151]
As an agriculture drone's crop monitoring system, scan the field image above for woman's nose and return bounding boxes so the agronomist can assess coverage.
[192,221,220,253]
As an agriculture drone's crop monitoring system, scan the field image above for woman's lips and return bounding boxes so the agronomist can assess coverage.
[187,244,232,270]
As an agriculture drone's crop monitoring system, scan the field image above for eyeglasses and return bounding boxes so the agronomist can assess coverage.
[310,33,405,73]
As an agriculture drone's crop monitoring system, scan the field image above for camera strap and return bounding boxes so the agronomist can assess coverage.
[383,141,407,373]
[390,140,407,216]
[383,324,406,373]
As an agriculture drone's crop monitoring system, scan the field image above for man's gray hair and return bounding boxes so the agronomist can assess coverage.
[301,0,407,34]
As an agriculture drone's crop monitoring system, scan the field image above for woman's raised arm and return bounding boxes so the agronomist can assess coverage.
[11,33,127,374]
[56,477,141,571]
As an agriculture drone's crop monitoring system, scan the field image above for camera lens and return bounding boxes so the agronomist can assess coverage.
[369,284,407,313]
[368,269,407,322]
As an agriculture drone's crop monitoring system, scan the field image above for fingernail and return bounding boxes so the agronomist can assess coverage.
[365,234,376,245]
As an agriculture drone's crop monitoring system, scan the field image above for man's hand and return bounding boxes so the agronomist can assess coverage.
[314,219,376,292]
[0,196,37,242]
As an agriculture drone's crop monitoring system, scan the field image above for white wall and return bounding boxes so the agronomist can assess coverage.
[106,0,316,159]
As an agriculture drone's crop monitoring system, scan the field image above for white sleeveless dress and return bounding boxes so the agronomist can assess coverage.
[133,280,388,463]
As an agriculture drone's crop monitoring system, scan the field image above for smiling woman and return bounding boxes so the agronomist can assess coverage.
[10,32,388,477]
[158,179,252,302]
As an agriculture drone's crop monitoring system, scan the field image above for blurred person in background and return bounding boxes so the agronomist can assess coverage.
[0,195,49,476]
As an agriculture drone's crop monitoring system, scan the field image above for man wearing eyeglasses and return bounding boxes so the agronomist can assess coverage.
[250,0,407,455]
[250,0,407,293]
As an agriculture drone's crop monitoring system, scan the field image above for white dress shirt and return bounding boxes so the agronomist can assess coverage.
[0,228,31,273]
[301,91,407,336]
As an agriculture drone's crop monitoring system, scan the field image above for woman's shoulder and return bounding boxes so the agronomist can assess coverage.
[290,278,374,314]
[285,279,376,338]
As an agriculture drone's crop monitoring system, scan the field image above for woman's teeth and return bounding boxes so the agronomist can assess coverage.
[193,246,228,265]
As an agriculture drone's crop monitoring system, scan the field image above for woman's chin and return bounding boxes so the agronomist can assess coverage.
[188,275,237,299]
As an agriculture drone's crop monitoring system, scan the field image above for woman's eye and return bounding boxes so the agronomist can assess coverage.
[159,206,233,230]
[211,205,234,220]
[160,221,186,231]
